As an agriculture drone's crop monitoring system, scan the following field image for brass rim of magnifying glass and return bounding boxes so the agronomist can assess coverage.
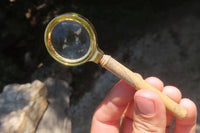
[44,13,103,66]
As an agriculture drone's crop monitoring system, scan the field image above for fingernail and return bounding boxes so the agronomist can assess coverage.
[135,96,155,116]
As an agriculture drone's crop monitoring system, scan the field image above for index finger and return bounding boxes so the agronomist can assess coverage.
[91,80,135,133]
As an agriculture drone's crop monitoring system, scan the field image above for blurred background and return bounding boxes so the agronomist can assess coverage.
[0,0,200,132]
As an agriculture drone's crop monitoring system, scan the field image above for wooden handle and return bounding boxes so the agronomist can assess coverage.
[100,55,187,119]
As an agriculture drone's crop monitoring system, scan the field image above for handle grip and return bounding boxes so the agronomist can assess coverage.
[100,55,187,119]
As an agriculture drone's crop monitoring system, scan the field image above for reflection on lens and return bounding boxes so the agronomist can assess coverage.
[51,20,90,59]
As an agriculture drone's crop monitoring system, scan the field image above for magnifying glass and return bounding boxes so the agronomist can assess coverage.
[44,13,187,119]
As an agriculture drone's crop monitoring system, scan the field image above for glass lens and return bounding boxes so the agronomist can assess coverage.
[51,20,90,59]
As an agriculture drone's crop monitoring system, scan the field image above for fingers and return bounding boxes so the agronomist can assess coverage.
[121,77,183,133]
[122,77,164,121]
[162,86,182,132]
[91,80,135,133]
[132,89,166,133]
[92,76,197,133]
[173,98,197,133]
[140,77,197,133]
[145,77,164,91]
[120,101,134,133]
[121,77,166,133]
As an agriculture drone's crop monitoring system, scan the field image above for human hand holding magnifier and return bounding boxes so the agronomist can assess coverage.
[44,13,187,119]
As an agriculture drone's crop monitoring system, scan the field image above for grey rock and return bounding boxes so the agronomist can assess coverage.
[36,78,72,133]
[0,80,48,133]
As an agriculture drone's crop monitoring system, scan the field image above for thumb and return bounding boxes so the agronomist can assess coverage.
[132,89,166,133]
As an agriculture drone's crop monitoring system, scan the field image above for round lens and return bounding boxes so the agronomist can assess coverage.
[45,13,103,66]
[51,20,90,59]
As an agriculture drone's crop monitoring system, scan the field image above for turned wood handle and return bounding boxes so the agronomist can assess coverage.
[100,55,187,119]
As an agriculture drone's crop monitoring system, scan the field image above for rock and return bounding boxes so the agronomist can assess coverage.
[36,78,71,133]
[0,80,48,133]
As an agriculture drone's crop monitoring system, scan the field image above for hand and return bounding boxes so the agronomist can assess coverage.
[91,76,197,133]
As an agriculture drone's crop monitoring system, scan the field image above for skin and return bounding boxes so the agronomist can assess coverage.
[91,76,197,133]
